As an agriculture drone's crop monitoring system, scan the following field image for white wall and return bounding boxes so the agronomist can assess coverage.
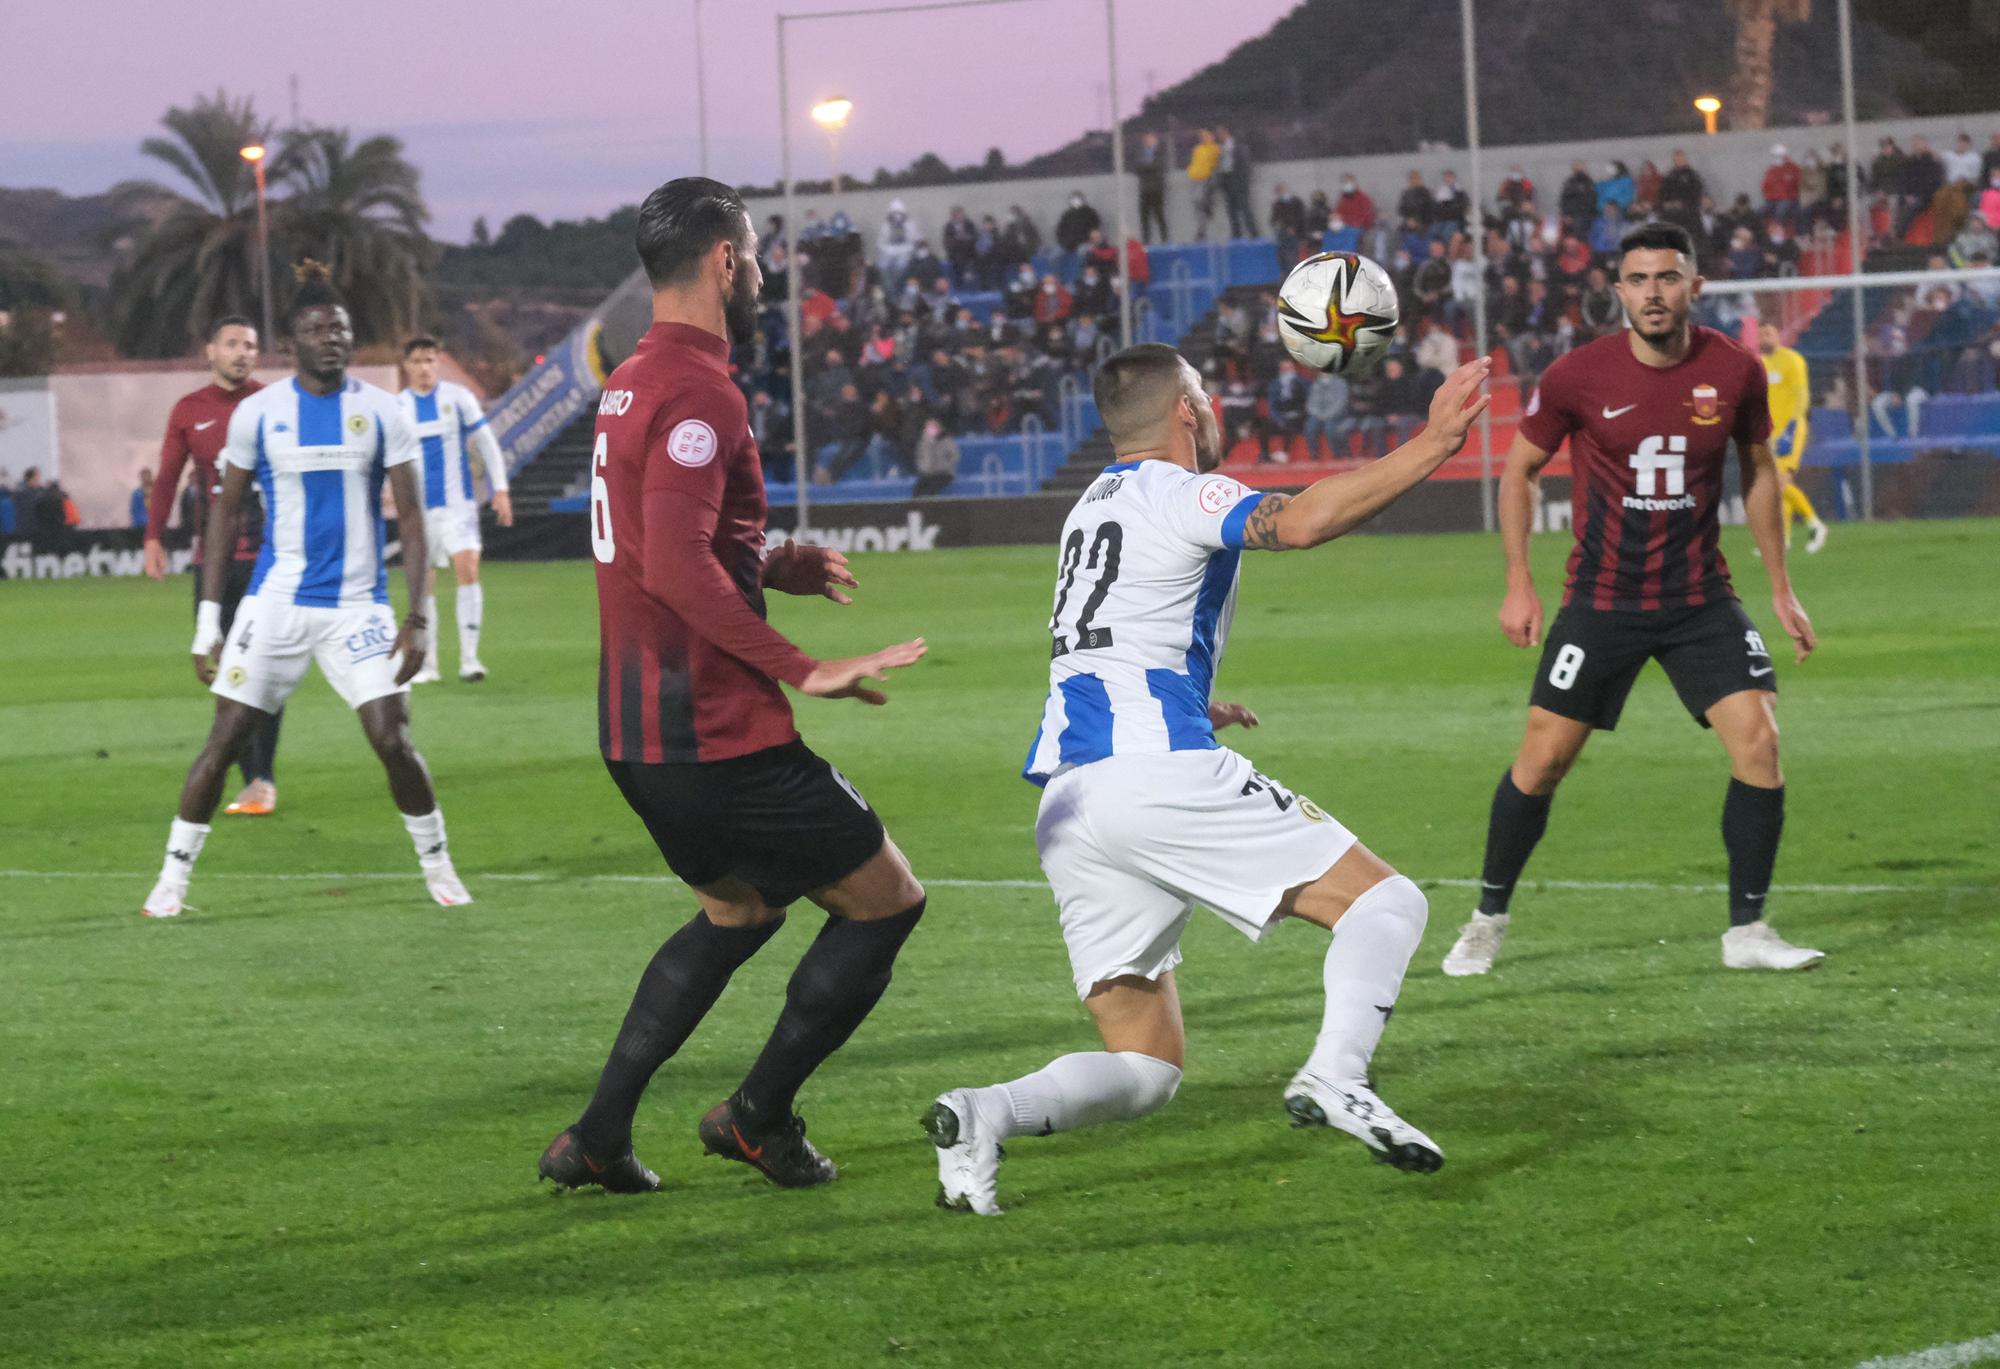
[0,378,57,493]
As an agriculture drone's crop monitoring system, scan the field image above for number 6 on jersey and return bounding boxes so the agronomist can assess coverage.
[590,431,615,564]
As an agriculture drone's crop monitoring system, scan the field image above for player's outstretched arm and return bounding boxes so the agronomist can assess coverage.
[1498,431,1557,648]
[387,463,431,684]
[799,638,928,706]
[189,464,250,684]
[1240,357,1489,551]
[1739,440,1815,662]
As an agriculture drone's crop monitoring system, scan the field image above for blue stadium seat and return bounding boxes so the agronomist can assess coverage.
[1809,407,1850,441]
[1224,239,1282,287]
[766,477,916,506]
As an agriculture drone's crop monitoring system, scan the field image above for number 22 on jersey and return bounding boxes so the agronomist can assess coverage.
[1049,520,1123,658]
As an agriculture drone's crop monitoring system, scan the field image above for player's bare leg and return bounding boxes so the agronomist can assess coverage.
[1707,690,1822,970]
[355,694,469,907]
[699,836,927,1188]
[927,972,1185,1216]
[412,564,443,684]
[1277,843,1442,1173]
[144,699,269,917]
[1445,707,1593,975]
[543,875,787,1194]
[452,549,487,681]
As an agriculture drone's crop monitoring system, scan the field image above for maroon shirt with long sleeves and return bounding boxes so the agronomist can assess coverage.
[1519,326,1771,613]
[148,379,265,563]
[593,323,813,764]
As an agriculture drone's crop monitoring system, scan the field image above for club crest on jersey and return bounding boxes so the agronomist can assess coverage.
[347,413,370,436]
[667,419,719,467]
[1198,476,1247,515]
[1688,384,1722,425]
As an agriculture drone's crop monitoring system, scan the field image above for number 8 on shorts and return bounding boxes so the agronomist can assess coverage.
[1548,643,1585,691]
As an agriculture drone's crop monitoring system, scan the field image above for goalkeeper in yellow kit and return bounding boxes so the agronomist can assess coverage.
[1757,322,1828,553]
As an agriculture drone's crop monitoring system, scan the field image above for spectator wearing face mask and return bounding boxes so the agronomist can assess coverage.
[876,199,919,282]
[1321,212,1360,254]
[1762,145,1802,229]
[1397,170,1435,230]
[1055,191,1103,262]
[1559,160,1599,232]
[1432,170,1470,234]
[1216,125,1256,238]
[1072,266,1114,322]
[974,213,1003,289]
[1269,182,1308,266]
[1004,262,1039,320]
[941,206,979,288]
[1335,175,1376,232]
[913,417,960,497]
[1634,160,1663,211]
[1596,161,1635,212]
[1498,166,1535,214]
[1000,205,1042,268]
[1033,274,1074,326]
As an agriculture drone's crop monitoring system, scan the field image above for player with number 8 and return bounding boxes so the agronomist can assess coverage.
[1442,222,1822,978]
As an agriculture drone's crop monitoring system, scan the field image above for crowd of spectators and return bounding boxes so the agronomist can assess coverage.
[0,466,82,538]
[723,125,2000,484]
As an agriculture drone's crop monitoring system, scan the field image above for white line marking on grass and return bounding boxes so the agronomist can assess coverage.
[1856,1332,2000,1369]
[3,870,1991,896]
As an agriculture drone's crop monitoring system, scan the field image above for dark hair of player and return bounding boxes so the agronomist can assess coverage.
[403,335,442,355]
[1617,222,1695,266]
[635,177,751,288]
[1093,343,1189,438]
[287,259,347,328]
[209,314,257,340]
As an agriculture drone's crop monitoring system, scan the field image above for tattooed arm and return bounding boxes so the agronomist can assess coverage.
[1240,356,1491,550]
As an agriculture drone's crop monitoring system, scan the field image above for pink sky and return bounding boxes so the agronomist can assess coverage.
[0,0,1302,241]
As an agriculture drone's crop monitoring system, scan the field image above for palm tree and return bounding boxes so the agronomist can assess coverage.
[108,91,273,357]
[1727,0,1814,131]
[273,126,432,345]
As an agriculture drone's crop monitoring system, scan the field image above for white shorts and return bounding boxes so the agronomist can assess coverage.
[1035,747,1357,999]
[423,504,481,568]
[211,595,409,714]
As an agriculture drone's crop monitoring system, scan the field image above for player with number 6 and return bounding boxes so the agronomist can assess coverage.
[1442,222,1822,978]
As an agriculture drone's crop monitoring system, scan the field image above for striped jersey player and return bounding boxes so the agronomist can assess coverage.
[397,337,512,684]
[926,341,1492,1216]
[1445,221,1821,980]
[142,261,470,919]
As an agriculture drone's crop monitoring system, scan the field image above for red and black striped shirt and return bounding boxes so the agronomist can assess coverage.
[1520,325,1771,612]
[593,323,813,764]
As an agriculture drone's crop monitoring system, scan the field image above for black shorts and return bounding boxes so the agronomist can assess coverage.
[606,740,886,907]
[1529,597,1776,731]
[195,558,258,632]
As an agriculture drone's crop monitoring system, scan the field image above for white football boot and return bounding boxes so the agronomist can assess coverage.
[424,864,474,907]
[1284,1073,1443,1174]
[1442,910,1509,976]
[458,658,488,683]
[1806,521,1828,554]
[1722,920,1823,971]
[924,1089,1004,1216]
[141,880,186,919]
[410,664,443,685]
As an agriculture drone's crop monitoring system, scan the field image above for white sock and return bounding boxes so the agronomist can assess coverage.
[974,1050,1181,1140]
[456,583,482,663]
[402,808,450,871]
[422,593,439,670]
[1302,875,1428,1086]
[158,819,210,887]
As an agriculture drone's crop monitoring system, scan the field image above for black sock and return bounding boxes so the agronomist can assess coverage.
[1723,779,1785,927]
[733,898,926,1123]
[577,911,783,1158]
[1479,771,1554,915]
[238,707,283,786]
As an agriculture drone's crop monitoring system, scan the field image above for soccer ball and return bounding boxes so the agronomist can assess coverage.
[1275,252,1399,376]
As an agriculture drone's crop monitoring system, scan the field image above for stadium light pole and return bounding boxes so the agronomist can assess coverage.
[777,0,1098,535]
[1694,96,1721,136]
[1106,0,1131,351]
[240,144,273,349]
[1836,0,1872,521]
[1460,0,1494,533]
[695,0,710,176]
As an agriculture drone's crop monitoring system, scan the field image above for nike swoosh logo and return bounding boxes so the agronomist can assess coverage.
[1602,404,1637,419]
[194,420,217,430]
[1749,666,1774,677]
[730,1123,765,1162]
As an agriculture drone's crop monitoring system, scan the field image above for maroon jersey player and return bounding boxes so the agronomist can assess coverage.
[540,177,929,1196]
[1444,222,1822,977]
[143,316,284,817]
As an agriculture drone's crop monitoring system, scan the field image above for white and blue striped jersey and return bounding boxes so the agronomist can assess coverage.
[396,381,501,511]
[221,377,419,609]
[1023,460,1270,785]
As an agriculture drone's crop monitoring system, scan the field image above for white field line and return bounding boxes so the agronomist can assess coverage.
[2,870,1993,896]
[1856,1333,2000,1369]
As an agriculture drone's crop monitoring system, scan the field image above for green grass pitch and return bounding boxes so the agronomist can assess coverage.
[2,519,1995,1368]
